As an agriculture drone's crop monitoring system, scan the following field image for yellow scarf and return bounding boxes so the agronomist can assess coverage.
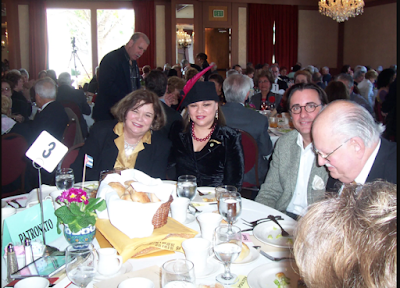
[113,122,152,169]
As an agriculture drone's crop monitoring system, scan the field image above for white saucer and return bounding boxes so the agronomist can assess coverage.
[196,258,222,279]
[184,214,195,224]
[93,262,132,282]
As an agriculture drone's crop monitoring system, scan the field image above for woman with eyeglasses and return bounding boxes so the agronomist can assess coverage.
[255,83,329,220]
[250,70,280,111]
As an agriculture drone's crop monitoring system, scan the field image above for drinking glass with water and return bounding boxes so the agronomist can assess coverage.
[176,175,197,201]
[55,168,75,191]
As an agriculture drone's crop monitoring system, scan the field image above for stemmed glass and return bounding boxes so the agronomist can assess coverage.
[176,175,197,201]
[213,224,242,285]
[55,168,75,191]
[218,192,242,227]
[161,259,196,288]
[215,185,238,210]
[65,243,97,288]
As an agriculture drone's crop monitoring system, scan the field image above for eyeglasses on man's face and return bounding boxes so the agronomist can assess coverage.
[290,102,321,114]
[313,138,351,160]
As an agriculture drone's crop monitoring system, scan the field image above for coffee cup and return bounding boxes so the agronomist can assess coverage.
[118,277,154,288]
[182,238,212,277]
[197,212,223,242]
[50,190,63,210]
[170,197,190,223]
[15,277,49,288]
[97,248,123,276]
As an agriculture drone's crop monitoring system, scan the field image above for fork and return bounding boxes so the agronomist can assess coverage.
[242,215,283,226]
[267,215,290,237]
[259,250,294,262]
[188,203,202,214]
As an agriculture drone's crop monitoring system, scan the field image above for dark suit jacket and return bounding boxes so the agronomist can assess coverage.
[326,138,397,191]
[56,85,91,137]
[250,92,282,110]
[276,78,288,91]
[71,120,172,182]
[11,90,32,122]
[221,102,273,185]
[160,101,182,138]
[92,46,140,122]
[169,122,244,190]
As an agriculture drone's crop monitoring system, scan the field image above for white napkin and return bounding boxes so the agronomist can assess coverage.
[25,185,58,208]
[95,169,174,239]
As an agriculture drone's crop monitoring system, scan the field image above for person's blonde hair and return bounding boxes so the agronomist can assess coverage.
[293,180,397,288]
[1,95,12,116]
[365,69,378,80]
[167,76,185,94]
[294,70,312,83]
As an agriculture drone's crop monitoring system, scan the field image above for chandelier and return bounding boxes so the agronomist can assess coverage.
[176,28,192,48]
[319,0,364,22]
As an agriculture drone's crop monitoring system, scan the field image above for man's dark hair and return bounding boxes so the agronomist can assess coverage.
[145,69,168,98]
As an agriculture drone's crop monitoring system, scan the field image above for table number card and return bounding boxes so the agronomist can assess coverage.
[25,131,68,173]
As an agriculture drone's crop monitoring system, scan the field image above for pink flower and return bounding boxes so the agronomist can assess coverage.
[65,188,87,204]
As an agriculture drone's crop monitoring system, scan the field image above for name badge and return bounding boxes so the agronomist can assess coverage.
[25,131,68,173]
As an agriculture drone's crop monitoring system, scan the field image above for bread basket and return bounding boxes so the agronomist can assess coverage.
[152,195,173,228]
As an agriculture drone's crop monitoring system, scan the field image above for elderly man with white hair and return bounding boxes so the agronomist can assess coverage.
[312,100,397,193]
[220,74,273,190]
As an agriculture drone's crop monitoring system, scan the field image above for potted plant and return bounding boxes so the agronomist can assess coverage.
[54,188,107,244]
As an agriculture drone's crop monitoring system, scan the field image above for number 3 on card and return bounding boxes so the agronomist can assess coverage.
[25,131,68,173]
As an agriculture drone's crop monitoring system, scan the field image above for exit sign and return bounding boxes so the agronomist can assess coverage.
[213,10,224,18]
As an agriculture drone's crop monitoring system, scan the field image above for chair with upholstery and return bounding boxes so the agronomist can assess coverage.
[2,133,29,198]
[58,143,84,170]
[239,129,260,200]
[62,108,84,148]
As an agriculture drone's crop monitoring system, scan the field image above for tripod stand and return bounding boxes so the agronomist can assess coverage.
[68,37,90,84]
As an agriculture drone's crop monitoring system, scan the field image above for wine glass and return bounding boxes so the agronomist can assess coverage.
[161,259,196,288]
[55,168,75,191]
[65,243,97,288]
[215,185,238,210]
[176,175,197,201]
[218,192,242,226]
[213,224,242,285]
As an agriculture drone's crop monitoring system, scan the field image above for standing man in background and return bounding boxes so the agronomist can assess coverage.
[93,32,149,122]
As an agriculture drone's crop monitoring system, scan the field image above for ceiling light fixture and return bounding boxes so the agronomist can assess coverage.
[319,0,364,22]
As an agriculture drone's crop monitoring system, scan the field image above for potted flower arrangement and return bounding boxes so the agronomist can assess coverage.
[54,188,107,244]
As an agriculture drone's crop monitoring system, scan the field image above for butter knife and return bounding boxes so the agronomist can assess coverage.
[260,250,294,261]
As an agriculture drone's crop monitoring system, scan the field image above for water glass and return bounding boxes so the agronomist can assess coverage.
[65,243,97,288]
[177,175,197,201]
[215,185,237,210]
[161,259,196,288]
[213,224,242,285]
[218,192,242,226]
[55,168,75,191]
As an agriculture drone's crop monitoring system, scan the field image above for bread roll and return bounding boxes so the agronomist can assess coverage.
[131,191,151,203]
[234,242,250,263]
[124,180,136,186]
[121,193,133,201]
[109,182,126,197]
[149,193,161,202]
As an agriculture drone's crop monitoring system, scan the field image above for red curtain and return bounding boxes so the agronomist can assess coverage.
[248,4,274,66]
[132,0,155,68]
[28,0,48,80]
[274,5,298,70]
[247,4,298,68]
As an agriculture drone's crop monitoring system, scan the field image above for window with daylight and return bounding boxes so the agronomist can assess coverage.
[272,21,276,64]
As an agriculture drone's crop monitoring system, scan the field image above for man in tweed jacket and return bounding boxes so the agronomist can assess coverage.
[255,83,329,219]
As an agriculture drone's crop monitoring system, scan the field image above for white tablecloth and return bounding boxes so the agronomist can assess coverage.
[2,190,297,288]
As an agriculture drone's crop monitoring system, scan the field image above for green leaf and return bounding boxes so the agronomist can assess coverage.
[86,198,106,212]
[55,206,77,224]
[92,199,107,212]
[70,202,84,216]
[77,215,96,228]
[85,198,99,211]
[67,221,82,233]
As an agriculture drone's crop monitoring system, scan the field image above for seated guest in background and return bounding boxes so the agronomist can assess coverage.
[375,68,396,123]
[312,100,397,193]
[141,65,151,80]
[381,79,396,142]
[145,70,182,138]
[72,89,171,182]
[294,70,312,84]
[244,67,255,79]
[279,66,289,83]
[2,78,24,123]
[185,67,199,81]
[336,73,373,115]
[255,83,329,219]
[195,52,211,81]
[340,64,353,76]
[232,64,242,74]
[38,70,47,79]
[5,71,32,122]
[46,69,58,85]
[270,64,288,91]
[287,64,301,80]
[250,70,279,110]
[294,180,396,288]
[181,59,201,75]
[167,76,186,111]
[57,72,91,138]
[163,63,171,76]
[221,74,273,186]
[1,95,16,134]
[169,81,244,189]
[352,69,365,86]
[312,72,325,89]
[324,80,349,102]
[226,69,239,78]
[208,73,226,105]
[320,66,331,85]
[19,68,34,102]
[358,69,378,107]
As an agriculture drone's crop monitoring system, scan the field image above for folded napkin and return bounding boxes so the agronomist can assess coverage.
[25,185,58,208]
[96,217,198,263]
[96,169,175,238]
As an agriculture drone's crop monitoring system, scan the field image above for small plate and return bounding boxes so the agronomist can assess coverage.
[93,262,132,282]
[233,245,259,265]
[74,181,99,190]
[196,258,222,279]
[192,187,217,204]
[253,221,296,248]
[247,261,300,288]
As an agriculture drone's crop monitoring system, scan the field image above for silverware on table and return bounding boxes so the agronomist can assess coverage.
[267,215,290,237]
[188,203,202,214]
[259,250,294,262]
[10,199,23,208]
[242,215,283,227]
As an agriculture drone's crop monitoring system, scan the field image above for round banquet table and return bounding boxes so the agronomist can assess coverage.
[1,188,297,288]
